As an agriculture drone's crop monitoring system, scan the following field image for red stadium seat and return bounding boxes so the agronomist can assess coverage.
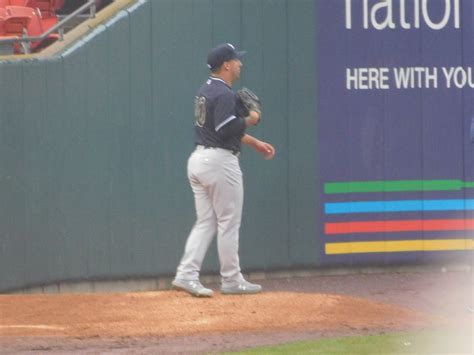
[0,5,58,53]
[0,7,17,54]
[1,0,29,7]
[0,8,7,35]
[28,0,64,18]
[1,1,64,10]
[0,0,68,54]
[2,6,36,35]
[27,0,61,34]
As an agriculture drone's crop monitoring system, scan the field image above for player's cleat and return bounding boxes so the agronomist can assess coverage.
[172,279,214,297]
[221,280,262,295]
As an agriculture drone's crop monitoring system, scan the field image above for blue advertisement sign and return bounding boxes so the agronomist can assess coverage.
[316,0,473,264]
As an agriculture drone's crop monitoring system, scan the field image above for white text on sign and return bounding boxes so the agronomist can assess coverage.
[345,0,461,30]
[346,67,473,90]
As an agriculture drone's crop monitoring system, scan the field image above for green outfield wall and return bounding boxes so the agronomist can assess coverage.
[0,0,317,292]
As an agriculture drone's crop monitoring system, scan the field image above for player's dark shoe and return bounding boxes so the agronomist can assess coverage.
[221,280,262,295]
[172,279,214,297]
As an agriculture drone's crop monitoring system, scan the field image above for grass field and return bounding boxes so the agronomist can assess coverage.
[225,329,473,354]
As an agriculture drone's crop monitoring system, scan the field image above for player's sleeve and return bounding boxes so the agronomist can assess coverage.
[214,91,246,140]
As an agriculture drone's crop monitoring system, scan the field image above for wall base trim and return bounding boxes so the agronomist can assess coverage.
[8,262,472,294]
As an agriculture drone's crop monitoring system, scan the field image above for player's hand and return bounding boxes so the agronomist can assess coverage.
[245,111,261,126]
[255,140,275,160]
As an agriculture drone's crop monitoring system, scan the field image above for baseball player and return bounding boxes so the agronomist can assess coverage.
[172,43,276,297]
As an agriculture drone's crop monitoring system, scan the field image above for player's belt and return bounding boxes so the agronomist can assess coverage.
[196,145,240,157]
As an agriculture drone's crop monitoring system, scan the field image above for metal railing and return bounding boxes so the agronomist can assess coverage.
[0,0,96,55]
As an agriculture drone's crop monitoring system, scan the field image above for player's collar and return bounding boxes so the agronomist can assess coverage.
[209,76,231,88]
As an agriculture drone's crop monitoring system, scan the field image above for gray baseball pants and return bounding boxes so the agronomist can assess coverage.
[175,146,245,286]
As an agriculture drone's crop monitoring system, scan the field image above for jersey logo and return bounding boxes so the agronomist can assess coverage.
[194,96,207,127]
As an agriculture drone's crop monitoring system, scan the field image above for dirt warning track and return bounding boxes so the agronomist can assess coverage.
[0,271,471,353]
[0,291,435,338]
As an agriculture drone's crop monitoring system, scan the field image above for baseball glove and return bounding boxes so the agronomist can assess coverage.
[236,87,262,119]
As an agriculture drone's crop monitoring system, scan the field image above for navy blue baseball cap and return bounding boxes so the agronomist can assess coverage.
[207,43,246,70]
